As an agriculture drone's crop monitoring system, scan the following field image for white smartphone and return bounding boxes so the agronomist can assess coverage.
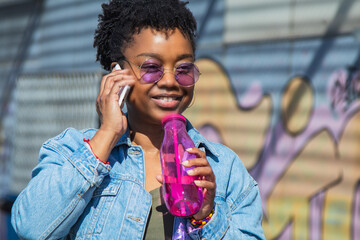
[114,64,131,108]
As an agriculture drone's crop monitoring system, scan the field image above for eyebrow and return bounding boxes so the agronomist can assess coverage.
[136,53,194,61]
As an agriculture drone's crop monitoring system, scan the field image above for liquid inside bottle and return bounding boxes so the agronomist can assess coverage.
[160,114,203,217]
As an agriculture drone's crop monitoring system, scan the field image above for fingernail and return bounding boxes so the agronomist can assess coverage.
[187,169,194,175]
[194,180,201,185]
[186,148,192,151]
[182,161,189,166]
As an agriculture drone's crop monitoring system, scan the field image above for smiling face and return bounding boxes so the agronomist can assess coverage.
[122,28,195,127]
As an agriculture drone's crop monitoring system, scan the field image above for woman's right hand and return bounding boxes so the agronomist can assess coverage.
[96,63,136,137]
[89,63,136,161]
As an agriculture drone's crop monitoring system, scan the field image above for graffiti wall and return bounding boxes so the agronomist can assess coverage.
[182,1,360,239]
[185,57,360,239]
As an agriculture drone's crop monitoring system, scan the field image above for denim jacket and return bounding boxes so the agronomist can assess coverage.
[11,121,265,240]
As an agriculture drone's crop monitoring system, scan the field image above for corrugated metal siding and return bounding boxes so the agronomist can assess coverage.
[0,0,36,197]
[224,35,359,105]
[2,0,226,75]
[188,0,226,66]
[23,0,104,73]
[10,72,100,193]
[189,0,224,49]
[0,0,106,194]
[0,1,34,93]
[225,0,360,43]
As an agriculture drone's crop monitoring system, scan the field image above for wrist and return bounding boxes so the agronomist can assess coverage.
[100,116,127,137]
[83,139,109,164]
[88,129,121,162]
[192,203,215,220]
[99,124,125,140]
[190,207,215,229]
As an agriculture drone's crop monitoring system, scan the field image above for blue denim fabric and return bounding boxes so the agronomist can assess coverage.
[11,121,265,240]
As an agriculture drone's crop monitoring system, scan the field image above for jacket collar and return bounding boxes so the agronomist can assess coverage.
[185,120,220,157]
[116,127,132,147]
[114,117,220,158]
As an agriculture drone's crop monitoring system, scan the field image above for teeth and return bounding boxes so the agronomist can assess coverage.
[160,97,175,102]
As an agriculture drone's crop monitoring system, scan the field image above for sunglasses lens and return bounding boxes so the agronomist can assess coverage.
[140,60,163,83]
[139,59,199,86]
[175,63,199,86]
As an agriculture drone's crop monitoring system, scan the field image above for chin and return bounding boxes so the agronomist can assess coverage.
[155,110,182,122]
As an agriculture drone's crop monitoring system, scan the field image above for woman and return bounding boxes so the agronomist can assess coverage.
[11,0,265,239]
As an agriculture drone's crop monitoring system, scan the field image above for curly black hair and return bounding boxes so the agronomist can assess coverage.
[93,0,197,71]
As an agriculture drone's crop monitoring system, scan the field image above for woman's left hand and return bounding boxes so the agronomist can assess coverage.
[156,147,216,219]
[182,147,216,220]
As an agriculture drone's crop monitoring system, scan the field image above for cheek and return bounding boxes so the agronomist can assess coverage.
[183,89,195,106]
[127,84,149,106]
[187,88,195,99]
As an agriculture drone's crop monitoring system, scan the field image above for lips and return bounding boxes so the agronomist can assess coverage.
[152,94,182,108]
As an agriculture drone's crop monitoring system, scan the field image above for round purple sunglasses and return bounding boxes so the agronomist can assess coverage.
[122,58,200,87]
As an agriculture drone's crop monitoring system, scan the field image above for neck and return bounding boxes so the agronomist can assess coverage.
[129,119,164,152]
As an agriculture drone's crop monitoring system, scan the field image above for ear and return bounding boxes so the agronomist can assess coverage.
[110,62,119,70]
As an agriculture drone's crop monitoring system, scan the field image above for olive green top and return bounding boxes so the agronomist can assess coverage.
[144,188,174,240]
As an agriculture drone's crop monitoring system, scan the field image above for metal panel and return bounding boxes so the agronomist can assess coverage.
[10,72,100,194]
[0,0,36,199]
[0,1,34,90]
[189,0,225,50]
[225,0,360,43]
[23,0,104,74]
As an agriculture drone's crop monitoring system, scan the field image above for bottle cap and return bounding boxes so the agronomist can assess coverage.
[161,113,186,126]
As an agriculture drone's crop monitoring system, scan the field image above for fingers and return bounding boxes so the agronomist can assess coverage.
[96,64,135,117]
[194,178,216,189]
[95,63,136,135]
[186,166,213,179]
[156,174,163,184]
[182,148,210,170]
[98,65,116,100]
[98,63,134,98]
[183,147,216,220]
[185,147,206,158]
[99,64,122,95]
[182,148,216,189]
[102,70,134,96]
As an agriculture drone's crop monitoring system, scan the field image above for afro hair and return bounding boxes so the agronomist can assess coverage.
[93,0,198,71]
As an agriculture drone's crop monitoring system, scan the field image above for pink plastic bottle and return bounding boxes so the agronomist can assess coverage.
[160,114,203,217]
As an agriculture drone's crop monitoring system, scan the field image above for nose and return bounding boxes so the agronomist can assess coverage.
[156,68,179,88]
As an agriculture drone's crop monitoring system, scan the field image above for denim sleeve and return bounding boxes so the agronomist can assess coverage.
[187,155,265,239]
[11,128,111,240]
